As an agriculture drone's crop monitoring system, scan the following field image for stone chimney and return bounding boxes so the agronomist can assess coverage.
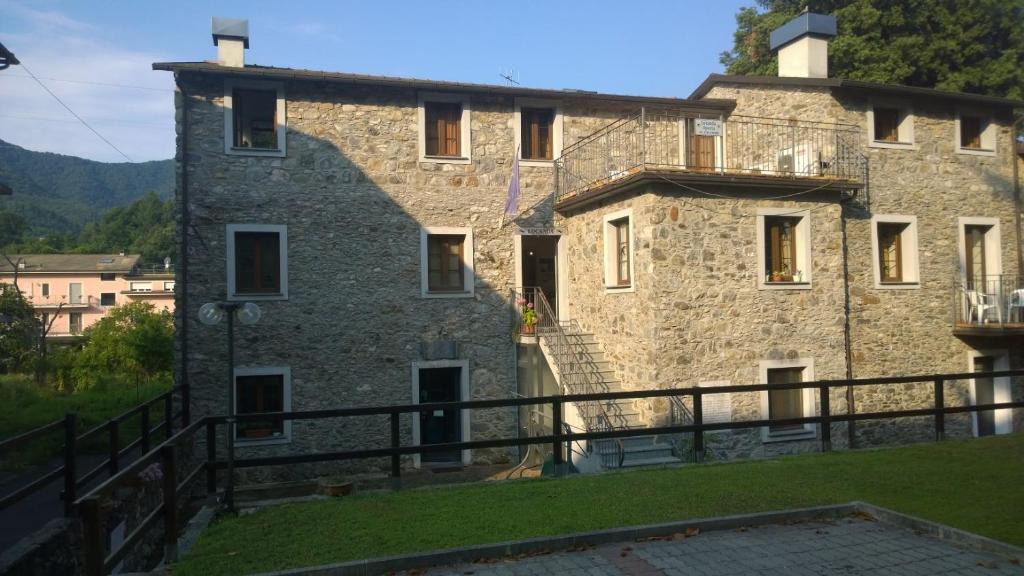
[212,17,249,68]
[770,12,836,79]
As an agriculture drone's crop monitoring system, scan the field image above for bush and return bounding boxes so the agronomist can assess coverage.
[71,301,173,391]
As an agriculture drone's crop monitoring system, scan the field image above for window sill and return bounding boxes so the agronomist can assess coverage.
[420,155,471,165]
[955,147,996,157]
[604,284,635,294]
[759,281,811,291]
[519,158,555,167]
[422,290,474,299]
[875,281,920,290]
[228,292,288,301]
[227,146,286,158]
[869,140,915,150]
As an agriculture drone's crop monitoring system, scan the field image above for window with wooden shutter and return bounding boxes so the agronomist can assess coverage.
[873,107,901,142]
[235,231,282,294]
[425,102,462,157]
[964,225,989,291]
[428,234,466,292]
[765,216,799,282]
[877,222,905,283]
[521,107,554,160]
[613,218,630,286]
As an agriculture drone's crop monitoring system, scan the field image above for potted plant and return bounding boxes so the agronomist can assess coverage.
[518,298,538,334]
[770,270,784,283]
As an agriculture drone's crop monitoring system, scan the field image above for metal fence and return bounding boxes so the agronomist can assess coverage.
[555,109,866,201]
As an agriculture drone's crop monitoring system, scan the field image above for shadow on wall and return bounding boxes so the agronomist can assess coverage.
[179,75,559,482]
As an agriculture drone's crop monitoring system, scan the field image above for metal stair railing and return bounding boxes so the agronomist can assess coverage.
[530,288,624,466]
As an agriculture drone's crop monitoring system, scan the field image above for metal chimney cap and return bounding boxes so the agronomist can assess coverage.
[212,17,249,48]
[769,12,836,51]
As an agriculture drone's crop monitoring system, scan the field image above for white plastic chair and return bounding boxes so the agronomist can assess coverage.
[1008,289,1024,323]
[965,289,1000,324]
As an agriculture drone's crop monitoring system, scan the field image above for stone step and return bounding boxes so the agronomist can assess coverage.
[594,435,660,451]
[617,455,683,468]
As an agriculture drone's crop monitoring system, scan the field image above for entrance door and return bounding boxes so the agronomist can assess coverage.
[521,235,558,316]
[418,366,462,464]
[972,356,996,437]
[69,283,82,305]
[687,120,717,171]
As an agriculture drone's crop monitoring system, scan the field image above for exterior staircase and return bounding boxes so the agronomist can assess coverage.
[526,288,681,470]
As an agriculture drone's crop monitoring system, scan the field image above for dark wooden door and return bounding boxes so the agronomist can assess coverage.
[973,356,995,437]
[419,367,462,463]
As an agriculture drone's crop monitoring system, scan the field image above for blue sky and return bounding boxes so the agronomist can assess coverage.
[0,0,752,162]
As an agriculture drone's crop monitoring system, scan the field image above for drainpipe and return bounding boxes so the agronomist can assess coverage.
[176,73,191,426]
[839,195,856,448]
[1012,115,1023,278]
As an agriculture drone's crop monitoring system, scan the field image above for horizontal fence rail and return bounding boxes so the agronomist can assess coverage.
[555,109,866,201]
[76,369,1024,575]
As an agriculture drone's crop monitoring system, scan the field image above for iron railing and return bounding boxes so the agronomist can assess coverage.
[555,109,866,201]
[954,274,1024,329]
[26,295,96,309]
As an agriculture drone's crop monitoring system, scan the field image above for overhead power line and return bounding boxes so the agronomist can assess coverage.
[0,73,173,92]
[18,62,134,162]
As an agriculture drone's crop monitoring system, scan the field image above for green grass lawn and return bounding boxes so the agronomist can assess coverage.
[0,375,171,470]
[175,433,1024,576]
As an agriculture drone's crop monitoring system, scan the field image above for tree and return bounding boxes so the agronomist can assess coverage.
[0,211,25,248]
[72,301,173,390]
[0,282,38,373]
[721,1,1024,99]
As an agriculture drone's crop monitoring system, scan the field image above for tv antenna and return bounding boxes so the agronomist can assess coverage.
[499,66,520,86]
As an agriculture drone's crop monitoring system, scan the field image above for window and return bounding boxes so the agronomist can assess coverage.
[418,93,471,164]
[234,367,292,443]
[425,102,462,157]
[163,281,175,291]
[521,108,554,160]
[956,112,996,155]
[226,224,288,300]
[868,104,914,148]
[224,80,286,157]
[99,273,115,281]
[69,313,82,335]
[420,227,474,298]
[41,283,49,298]
[757,208,811,289]
[759,359,816,441]
[129,282,152,293]
[871,215,919,288]
[602,209,634,292]
[100,293,116,306]
[958,217,1001,292]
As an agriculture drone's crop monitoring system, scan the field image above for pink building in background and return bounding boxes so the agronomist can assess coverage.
[0,254,175,340]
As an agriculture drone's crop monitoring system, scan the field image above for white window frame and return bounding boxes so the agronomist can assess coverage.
[956,217,1002,281]
[223,79,287,157]
[411,359,471,468]
[965,349,1012,436]
[418,92,472,165]
[756,207,812,290]
[513,97,563,167]
[759,358,817,442]
[226,223,289,301]
[233,366,292,446]
[420,226,475,298]
[867,102,915,149]
[129,281,152,293]
[163,281,175,291]
[870,214,920,289]
[602,208,635,293]
[955,110,997,156]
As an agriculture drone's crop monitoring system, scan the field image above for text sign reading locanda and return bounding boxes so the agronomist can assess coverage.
[694,119,723,137]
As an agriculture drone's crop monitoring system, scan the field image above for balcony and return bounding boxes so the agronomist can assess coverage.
[27,295,95,310]
[954,274,1024,336]
[554,109,866,207]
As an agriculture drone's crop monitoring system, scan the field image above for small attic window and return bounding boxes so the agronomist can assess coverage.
[233,88,278,149]
[99,258,114,264]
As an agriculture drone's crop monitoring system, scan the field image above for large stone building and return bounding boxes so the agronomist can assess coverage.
[156,14,1022,477]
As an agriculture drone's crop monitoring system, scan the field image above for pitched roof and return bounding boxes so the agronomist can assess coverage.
[0,254,142,274]
[152,62,737,111]
[689,74,1024,109]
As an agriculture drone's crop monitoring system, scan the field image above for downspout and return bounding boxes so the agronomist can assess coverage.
[176,73,191,426]
[840,196,855,448]
[1013,114,1023,278]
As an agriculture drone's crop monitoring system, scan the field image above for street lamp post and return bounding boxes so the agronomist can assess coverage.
[199,300,261,512]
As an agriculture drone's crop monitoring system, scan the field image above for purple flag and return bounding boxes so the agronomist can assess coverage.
[501,145,520,226]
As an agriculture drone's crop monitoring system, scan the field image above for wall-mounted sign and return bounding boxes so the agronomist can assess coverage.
[694,119,723,137]
[516,227,562,236]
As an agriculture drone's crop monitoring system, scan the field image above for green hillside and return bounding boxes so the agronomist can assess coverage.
[0,138,174,236]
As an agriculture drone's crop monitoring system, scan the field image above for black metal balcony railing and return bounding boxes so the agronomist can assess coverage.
[554,109,867,202]
[954,274,1024,332]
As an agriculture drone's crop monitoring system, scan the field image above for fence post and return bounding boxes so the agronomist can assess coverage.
[161,444,178,564]
[205,420,217,495]
[820,384,831,452]
[107,420,120,476]
[934,378,945,442]
[692,390,704,463]
[552,397,564,475]
[80,495,104,576]
[164,393,174,439]
[390,412,401,489]
[63,413,77,517]
[141,404,151,454]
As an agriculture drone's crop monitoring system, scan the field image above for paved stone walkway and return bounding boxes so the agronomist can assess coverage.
[404,517,1024,575]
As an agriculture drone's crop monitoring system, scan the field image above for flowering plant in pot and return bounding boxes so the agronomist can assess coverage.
[517,298,538,334]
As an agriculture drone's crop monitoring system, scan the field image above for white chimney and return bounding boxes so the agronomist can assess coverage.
[770,13,836,79]
[212,17,249,68]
